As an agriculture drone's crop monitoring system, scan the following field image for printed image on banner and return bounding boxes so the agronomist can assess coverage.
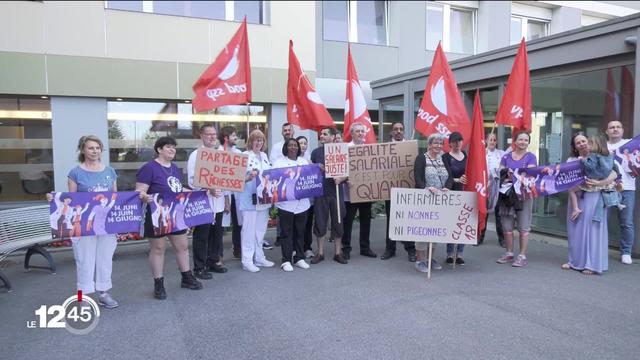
[511,161,584,200]
[389,188,478,245]
[324,143,349,178]
[148,191,215,237]
[255,164,324,205]
[50,191,143,239]
[348,141,418,203]
[193,148,249,192]
[613,134,640,177]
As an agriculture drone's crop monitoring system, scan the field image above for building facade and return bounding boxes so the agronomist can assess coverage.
[2,0,639,253]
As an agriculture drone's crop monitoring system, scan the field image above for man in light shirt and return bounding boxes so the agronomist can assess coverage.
[606,120,636,264]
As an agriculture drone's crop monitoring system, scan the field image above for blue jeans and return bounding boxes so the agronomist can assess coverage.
[447,244,464,257]
[611,190,635,255]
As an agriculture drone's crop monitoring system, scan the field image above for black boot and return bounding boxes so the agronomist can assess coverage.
[181,270,203,290]
[154,277,166,300]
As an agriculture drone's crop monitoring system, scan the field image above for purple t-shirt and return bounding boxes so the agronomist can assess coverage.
[500,152,537,171]
[136,160,184,194]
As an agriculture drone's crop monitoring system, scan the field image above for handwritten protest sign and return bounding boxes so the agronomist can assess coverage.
[256,164,324,205]
[148,191,215,237]
[512,161,584,200]
[193,148,248,192]
[348,141,418,203]
[389,188,478,244]
[50,191,143,239]
[324,143,349,178]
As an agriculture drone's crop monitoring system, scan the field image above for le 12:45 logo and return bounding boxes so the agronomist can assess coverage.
[27,291,100,335]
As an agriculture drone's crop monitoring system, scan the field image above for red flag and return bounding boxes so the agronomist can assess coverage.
[343,46,376,144]
[464,90,488,236]
[603,68,620,126]
[496,38,531,131]
[415,43,470,150]
[192,18,251,113]
[620,66,634,131]
[287,40,335,131]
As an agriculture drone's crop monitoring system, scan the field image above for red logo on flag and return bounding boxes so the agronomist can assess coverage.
[496,38,531,131]
[415,43,470,150]
[192,19,251,113]
[464,90,488,235]
[343,46,376,144]
[287,40,335,131]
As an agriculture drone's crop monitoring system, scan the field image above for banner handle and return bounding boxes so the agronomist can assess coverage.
[452,247,457,270]
[427,242,433,280]
[336,183,341,223]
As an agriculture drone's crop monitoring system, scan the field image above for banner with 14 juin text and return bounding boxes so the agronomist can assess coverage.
[255,164,324,205]
[50,191,143,239]
[511,161,584,200]
[148,191,215,237]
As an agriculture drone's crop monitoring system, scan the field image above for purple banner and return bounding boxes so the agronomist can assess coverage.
[613,134,640,177]
[148,191,214,236]
[255,164,324,205]
[511,161,585,200]
[50,191,143,239]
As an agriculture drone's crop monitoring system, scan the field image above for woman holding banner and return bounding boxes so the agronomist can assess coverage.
[237,130,275,273]
[496,131,537,268]
[564,133,617,275]
[53,135,119,308]
[413,133,450,272]
[136,136,202,300]
[442,131,468,265]
[297,135,315,258]
[273,138,311,272]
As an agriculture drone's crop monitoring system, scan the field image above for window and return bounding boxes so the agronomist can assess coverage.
[105,1,267,24]
[0,97,54,204]
[322,1,388,45]
[510,16,549,44]
[107,100,268,190]
[426,3,476,54]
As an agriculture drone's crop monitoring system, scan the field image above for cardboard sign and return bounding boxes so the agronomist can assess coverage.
[389,188,478,244]
[347,141,418,202]
[324,143,349,178]
[193,148,249,192]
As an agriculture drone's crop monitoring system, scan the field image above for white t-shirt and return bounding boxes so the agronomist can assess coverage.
[186,146,225,214]
[269,140,286,164]
[486,148,505,180]
[608,139,636,191]
[272,157,311,214]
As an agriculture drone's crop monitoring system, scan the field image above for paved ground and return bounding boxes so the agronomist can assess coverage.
[1,217,639,360]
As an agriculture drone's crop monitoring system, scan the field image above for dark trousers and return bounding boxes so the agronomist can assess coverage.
[343,201,372,253]
[479,203,504,244]
[303,206,314,252]
[279,209,307,264]
[192,211,224,270]
[384,200,415,253]
[231,195,241,253]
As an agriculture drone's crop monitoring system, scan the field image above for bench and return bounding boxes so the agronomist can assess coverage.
[0,205,56,292]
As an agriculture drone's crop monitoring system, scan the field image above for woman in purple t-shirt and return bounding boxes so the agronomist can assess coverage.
[496,131,537,268]
[136,137,202,300]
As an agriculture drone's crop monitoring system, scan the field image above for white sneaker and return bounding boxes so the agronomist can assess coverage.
[622,254,633,265]
[295,259,310,269]
[255,259,275,267]
[281,262,294,272]
[304,250,314,258]
[242,263,260,273]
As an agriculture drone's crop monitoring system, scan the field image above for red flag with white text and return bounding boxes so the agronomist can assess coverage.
[287,40,335,131]
[343,46,376,144]
[192,18,251,113]
[415,43,470,149]
[464,90,488,236]
[495,38,531,131]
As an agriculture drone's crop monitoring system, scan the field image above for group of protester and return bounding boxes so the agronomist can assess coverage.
[52,119,636,308]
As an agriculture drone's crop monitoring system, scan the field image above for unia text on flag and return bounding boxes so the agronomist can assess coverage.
[343,46,376,144]
[495,38,532,147]
[287,40,335,131]
[415,43,470,151]
[463,90,488,235]
[192,18,251,113]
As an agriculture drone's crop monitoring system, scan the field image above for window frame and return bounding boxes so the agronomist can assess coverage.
[510,15,550,44]
[425,2,477,55]
[322,1,389,46]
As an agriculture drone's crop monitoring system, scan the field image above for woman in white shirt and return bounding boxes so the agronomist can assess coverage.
[273,138,311,272]
[479,132,505,246]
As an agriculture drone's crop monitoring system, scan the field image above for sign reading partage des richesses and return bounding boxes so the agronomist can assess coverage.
[193,148,249,192]
[324,143,349,178]
[348,141,418,203]
[389,188,478,245]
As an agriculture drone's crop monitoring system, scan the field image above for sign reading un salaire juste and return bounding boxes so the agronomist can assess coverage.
[389,188,478,244]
